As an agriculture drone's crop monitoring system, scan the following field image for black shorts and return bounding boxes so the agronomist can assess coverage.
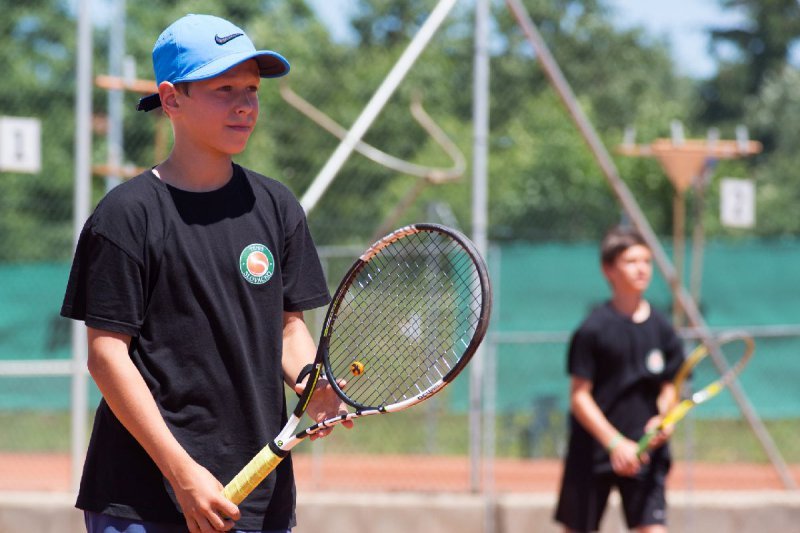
[554,461,669,532]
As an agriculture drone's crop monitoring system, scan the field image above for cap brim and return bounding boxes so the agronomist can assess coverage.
[137,93,161,112]
[254,51,291,78]
[136,51,290,112]
[180,50,290,83]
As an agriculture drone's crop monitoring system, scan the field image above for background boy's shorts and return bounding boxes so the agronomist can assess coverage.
[554,462,669,532]
[84,511,292,533]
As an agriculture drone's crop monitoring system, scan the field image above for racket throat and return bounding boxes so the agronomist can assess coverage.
[272,413,303,454]
[268,440,289,459]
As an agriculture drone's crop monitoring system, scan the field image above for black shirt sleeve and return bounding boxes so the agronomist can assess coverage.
[61,184,151,338]
[567,325,596,381]
[61,225,145,337]
[280,205,331,312]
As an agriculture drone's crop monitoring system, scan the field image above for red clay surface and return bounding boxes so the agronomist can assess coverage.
[2,453,798,493]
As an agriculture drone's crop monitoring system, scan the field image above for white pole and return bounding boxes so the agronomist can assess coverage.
[105,0,125,192]
[470,0,490,495]
[71,0,93,494]
[300,0,459,213]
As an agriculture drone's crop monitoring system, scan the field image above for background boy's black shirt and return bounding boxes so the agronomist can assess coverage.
[62,164,331,529]
[566,302,683,472]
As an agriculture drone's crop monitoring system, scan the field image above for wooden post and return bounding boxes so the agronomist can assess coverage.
[92,74,161,179]
[617,136,762,327]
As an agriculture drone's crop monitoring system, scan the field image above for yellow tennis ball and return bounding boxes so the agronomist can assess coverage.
[350,361,365,376]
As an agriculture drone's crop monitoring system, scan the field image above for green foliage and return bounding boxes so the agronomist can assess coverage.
[0,0,79,261]
[739,66,800,236]
[2,0,799,261]
[691,0,800,240]
[487,0,691,240]
[700,0,800,123]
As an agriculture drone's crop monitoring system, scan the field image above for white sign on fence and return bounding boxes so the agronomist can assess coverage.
[0,116,42,173]
[720,177,755,228]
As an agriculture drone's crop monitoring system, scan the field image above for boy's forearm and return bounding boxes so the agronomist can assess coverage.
[87,328,194,484]
[281,311,318,391]
[656,382,678,416]
[571,387,621,449]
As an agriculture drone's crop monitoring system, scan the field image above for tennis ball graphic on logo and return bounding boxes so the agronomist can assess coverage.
[350,361,365,376]
[247,251,270,277]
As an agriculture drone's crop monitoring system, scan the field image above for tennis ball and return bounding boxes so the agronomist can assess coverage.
[350,361,365,376]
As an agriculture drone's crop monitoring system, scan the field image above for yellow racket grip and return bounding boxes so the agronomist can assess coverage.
[222,445,285,505]
[636,400,694,454]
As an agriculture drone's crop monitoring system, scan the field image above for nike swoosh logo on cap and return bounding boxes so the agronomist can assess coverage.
[215,33,244,45]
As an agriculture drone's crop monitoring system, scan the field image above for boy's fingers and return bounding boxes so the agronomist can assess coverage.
[219,500,240,521]
[206,511,230,531]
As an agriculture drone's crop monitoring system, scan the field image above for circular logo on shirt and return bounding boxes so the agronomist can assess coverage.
[646,349,666,374]
[239,244,274,285]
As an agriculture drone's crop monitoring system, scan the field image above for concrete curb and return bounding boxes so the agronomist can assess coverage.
[2,491,798,533]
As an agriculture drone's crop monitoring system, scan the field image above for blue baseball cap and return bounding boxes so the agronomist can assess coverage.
[137,14,290,112]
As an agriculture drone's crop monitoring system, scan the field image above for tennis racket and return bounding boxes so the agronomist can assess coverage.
[637,331,755,454]
[222,223,492,504]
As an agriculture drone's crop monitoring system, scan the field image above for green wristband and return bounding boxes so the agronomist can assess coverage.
[607,433,623,452]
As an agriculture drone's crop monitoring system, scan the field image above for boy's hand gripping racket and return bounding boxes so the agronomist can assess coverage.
[637,332,755,454]
[222,223,492,504]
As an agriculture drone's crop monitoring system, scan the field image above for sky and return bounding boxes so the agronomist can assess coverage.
[606,0,747,78]
[307,0,748,80]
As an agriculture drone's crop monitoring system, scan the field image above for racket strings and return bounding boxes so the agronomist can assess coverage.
[327,230,484,408]
[334,269,478,403]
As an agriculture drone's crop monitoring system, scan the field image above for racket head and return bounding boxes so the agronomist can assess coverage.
[637,332,755,455]
[320,223,492,411]
[675,331,755,406]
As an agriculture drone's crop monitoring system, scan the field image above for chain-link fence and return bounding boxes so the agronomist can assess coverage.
[0,0,79,492]
[1,0,799,503]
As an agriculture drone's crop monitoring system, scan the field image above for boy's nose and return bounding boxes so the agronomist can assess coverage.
[236,92,258,114]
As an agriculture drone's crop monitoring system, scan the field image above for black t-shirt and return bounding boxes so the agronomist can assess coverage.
[61,164,330,529]
[565,302,683,472]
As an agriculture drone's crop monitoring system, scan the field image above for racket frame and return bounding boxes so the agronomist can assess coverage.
[222,223,491,504]
[324,222,491,411]
[636,331,755,454]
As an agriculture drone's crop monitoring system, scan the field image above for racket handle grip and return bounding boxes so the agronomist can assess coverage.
[637,400,693,454]
[636,427,658,454]
[222,444,285,505]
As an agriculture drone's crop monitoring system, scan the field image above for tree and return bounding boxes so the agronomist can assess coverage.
[486,0,692,240]
[699,0,800,124]
[687,1,800,239]
[740,66,800,236]
[0,0,82,261]
[255,0,696,243]
[9,0,792,262]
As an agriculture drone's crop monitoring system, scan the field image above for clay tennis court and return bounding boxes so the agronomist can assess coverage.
[3,452,797,493]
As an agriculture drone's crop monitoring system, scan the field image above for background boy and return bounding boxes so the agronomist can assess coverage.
[61,14,349,533]
[554,226,684,532]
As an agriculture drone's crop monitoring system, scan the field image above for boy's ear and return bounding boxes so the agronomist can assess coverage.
[158,81,180,116]
[600,261,613,280]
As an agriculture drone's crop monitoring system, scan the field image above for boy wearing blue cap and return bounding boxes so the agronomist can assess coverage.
[62,14,349,532]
